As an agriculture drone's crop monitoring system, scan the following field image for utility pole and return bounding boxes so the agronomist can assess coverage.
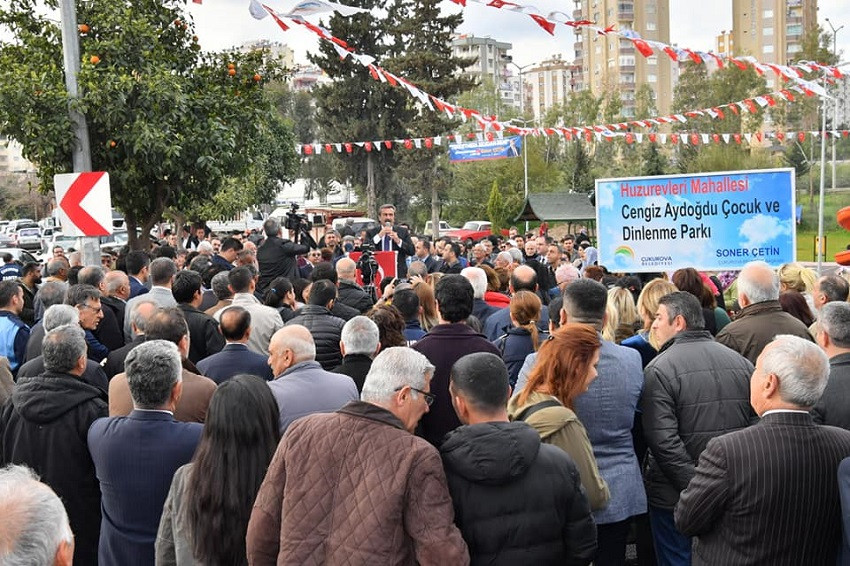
[59,0,100,266]
[825,18,843,195]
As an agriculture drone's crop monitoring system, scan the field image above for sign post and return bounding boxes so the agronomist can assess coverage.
[595,168,796,272]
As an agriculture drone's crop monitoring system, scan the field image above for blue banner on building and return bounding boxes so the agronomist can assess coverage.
[595,168,796,272]
[448,136,522,163]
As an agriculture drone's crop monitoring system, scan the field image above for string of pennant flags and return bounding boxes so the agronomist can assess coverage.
[246,0,837,144]
[296,129,850,155]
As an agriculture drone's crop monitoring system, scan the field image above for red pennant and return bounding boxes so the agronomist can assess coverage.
[448,0,466,5]
[488,0,520,6]
[743,99,758,113]
[729,58,747,71]
[384,140,392,149]
[729,104,739,115]
[486,132,494,141]
[424,137,433,148]
[324,144,332,153]
[303,145,313,155]
[529,14,556,35]
[690,133,699,145]
[467,133,476,139]
[631,38,654,58]
[671,133,679,144]
[780,90,795,102]
[764,95,776,107]
[649,133,657,143]
[776,132,785,141]
[385,74,398,87]
[404,139,412,149]
[565,132,573,141]
[364,142,372,152]
[707,52,724,68]
[625,133,634,144]
[797,132,806,142]
[712,133,720,144]
[584,132,593,142]
[683,49,702,64]
[733,134,741,144]
[344,143,353,153]
[662,46,679,61]
[844,131,849,138]
[263,5,290,31]
[755,132,763,142]
[714,107,725,120]
[368,66,379,81]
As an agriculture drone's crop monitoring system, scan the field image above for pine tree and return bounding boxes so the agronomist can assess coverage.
[640,143,667,176]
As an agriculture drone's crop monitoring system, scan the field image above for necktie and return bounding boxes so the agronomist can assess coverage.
[384,235,391,251]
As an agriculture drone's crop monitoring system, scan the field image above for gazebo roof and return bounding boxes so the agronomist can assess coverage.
[514,192,597,222]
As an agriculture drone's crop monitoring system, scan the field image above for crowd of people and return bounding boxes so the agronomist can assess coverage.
[1,205,850,566]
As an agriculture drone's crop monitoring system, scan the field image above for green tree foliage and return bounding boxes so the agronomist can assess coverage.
[640,142,667,176]
[0,0,297,249]
[784,141,811,179]
[486,180,510,233]
[681,145,778,174]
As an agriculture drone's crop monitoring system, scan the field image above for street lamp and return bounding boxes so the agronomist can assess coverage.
[501,55,533,118]
[825,18,843,196]
[509,117,532,232]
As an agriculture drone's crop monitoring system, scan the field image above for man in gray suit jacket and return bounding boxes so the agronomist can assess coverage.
[676,335,850,565]
[123,258,177,342]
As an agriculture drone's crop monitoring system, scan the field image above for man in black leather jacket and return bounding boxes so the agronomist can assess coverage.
[256,217,310,294]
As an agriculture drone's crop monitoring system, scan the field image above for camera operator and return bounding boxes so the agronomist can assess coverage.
[365,204,415,278]
[256,217,311,294]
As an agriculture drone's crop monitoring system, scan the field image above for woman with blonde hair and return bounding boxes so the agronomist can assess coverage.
[603,287,640,344]
[777,262,818,315]
[621,278,678,367]
[493,291,546,388]
[411,279,439,331]
[507,324,609,511]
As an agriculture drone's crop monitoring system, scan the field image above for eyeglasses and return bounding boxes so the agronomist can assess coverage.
[394,385,435,406]
[78,303,102,313]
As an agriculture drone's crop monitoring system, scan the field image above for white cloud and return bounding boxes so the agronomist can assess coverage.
[739,214,793,248]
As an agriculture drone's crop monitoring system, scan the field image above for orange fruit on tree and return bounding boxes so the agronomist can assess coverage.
[227,63,235,70]
[109,140,117,148]
[253,73,261,82]
[228,68,236,76]
[174,19,181,26]
[90,55,100,65]
[78,24,90,34]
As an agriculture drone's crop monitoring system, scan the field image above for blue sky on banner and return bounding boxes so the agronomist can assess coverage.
[186,0,850,70]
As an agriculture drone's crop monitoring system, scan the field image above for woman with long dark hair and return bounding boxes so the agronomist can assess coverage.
[156,374,280,565]
[507,323,609,511]
[263,276,298,322]
[493,290,546,388]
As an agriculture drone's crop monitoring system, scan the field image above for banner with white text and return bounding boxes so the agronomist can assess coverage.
[448,136,521,163]
[595,168,796,272]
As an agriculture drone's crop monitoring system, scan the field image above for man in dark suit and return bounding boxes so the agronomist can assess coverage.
[79,266,125,352]
[365,203,415,278]
[332,315,380,393]
[675,335,850,565]
[257,217,310,295]
[102,270,130,334]
[125,250,151,299]
[812,301,850,429]
[197,306,273,383]
[102,299,158,379]
[173,270,225,364]
[88,339,203,566]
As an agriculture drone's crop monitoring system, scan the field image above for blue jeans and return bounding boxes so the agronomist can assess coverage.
[649,506,691,566]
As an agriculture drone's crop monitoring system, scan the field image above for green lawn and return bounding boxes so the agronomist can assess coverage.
[795,190,850,261]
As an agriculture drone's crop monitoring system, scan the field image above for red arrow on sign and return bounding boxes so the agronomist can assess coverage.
[59,172,110,235]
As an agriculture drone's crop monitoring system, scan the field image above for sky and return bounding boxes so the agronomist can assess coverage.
[185,0,850,70]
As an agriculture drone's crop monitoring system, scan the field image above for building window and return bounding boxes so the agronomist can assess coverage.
[647,73,657,82]
[788,44,802,53]
[763,9,773,18]
[608,58,616,68]
[596,45,602,54]
[647,55,658,65]
[764,27,773,36]
[646,21,656,31]
[763,45,774,54]
[787,24,802,35]
[619,55,635,66]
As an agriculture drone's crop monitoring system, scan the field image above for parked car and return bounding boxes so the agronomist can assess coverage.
[423,220,457,237]
[0,248,39,264]
[331,217,377,236]
[14,227,42,251]
[445,221,494,244]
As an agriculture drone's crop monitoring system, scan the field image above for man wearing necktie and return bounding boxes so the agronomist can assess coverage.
[366,204,415,278]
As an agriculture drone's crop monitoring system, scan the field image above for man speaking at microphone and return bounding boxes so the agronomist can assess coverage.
[366,204,415,278]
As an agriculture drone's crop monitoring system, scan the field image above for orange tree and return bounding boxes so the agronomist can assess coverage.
[0,0,297,248]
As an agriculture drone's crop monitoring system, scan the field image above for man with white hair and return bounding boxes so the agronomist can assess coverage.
[0,464,74,566]
[267,325,358,433]
[461,267,499,325]
[716,261,812,364]
[676,335,850,565]
[88,340,202,565]
[333,316,381,392]
[812,302,850,429]
[336,257,374,313]
[247,347,469,565]
[1,325,105,564]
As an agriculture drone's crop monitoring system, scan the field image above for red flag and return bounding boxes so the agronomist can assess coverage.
[690,133,699,145]
[424,137,433,148]
[344,143,353,153]
[779,90,795,102]
[706,52,723,68]
[364,142,373,152]
[683,49,702,64]
[649,133,657,143]
[447,0,465,5]
[755,132,763,142]
[797,132,806,142]
[764,95,776,106]
[384,141,392,149]
[631,38,654,58]
[529,14,556,35]
[584,132,592,142]
[729,58,747,71]
[729,104,739,115]
[662,46,679,61]
[714,107,725,120]
[324,144,332,153]
[743,99,758,113]
[193,0,202,3]
[488,0,521,6]
[404,139,412,149]
[712,133,720,144]
[625,133,634,144]
[263,5,290,31]
[368,66,379,81]
[304,145,313,155]
[671,133,679,144]
[486,132,494,141]
[733,134,741,144]
[776,132,785,141]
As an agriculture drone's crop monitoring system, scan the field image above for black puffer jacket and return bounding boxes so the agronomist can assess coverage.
[440,421,597,566]
[0,372,108,565]
[641,330,755,509]
[286,305,345,370]
[337,280,374,313]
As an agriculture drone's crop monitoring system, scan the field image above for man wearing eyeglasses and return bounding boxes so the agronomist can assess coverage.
[299,249,322,279]
[68,284,108,363]
[248,347,469,565]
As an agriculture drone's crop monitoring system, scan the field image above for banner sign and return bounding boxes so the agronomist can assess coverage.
[448,136,521,163]
[595,168,795,272]
[54,172,113,237]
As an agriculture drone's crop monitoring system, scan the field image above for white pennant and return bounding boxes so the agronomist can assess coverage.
[659,133,668,144]
[744,133,752,143]
[722,133,730,144]
[701,134,710,144]
[636,133,643,143]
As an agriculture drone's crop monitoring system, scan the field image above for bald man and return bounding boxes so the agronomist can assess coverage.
[266,325,358,433]
[716,261,813,364]
[335,257,375,313]
[102,270,131,334]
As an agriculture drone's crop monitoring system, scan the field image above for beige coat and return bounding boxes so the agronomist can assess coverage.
[508,391,610,511]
